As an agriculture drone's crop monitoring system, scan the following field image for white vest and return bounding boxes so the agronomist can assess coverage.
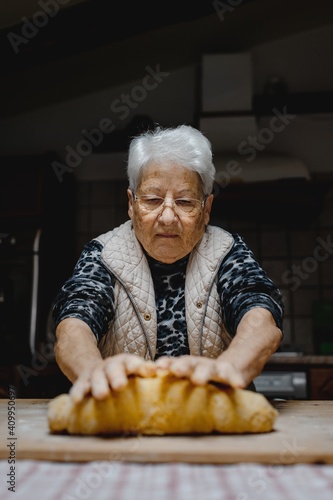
[96,220,234,360]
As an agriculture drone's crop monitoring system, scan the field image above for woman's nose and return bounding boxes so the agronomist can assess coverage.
[158,204,178,224]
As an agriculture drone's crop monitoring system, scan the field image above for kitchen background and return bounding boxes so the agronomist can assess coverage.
[0,0,333,397]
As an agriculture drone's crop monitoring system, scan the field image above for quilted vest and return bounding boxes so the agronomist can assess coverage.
[96,220,234,360]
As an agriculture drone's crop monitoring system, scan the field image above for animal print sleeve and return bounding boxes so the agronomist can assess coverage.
[52,240,115,341]
[217,234,284,336]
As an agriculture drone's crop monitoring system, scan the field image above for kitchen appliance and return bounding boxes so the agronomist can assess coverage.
[254,370,308,400]
[0,229,41,364]
[254,350,308,400]
[0,153,75,366]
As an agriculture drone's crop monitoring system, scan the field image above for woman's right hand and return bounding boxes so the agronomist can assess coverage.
[69,353,156,403]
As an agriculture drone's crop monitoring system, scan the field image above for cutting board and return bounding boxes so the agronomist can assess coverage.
[1,399,333,464]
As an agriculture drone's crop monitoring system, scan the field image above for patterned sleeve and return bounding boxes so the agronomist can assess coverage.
[217,234,284,336]
[52,240,115,341]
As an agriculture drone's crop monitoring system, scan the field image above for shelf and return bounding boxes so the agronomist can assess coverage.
[267,355,333,366]
[199,92,333,118]
[253,91,333,116]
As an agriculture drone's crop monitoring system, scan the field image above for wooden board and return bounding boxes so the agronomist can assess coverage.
[1,399,333,464]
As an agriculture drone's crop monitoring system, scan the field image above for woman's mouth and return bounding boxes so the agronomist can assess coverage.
[157,234,178,238]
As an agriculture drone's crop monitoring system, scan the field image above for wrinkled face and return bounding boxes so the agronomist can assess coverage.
[128,162,214,264]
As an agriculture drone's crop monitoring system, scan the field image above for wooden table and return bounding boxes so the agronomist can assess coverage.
[1,399,333,464]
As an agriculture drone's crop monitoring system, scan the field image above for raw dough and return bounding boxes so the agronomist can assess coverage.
[48,373,278,435]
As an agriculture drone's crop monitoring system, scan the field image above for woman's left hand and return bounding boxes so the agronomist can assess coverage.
[155,310,282,388]
[155,355,246,388]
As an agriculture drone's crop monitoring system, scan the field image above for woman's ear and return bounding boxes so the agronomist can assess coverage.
[127,188,134,220]
[204,194,214,225]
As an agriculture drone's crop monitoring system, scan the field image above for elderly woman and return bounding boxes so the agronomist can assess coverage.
[53,125,283,402]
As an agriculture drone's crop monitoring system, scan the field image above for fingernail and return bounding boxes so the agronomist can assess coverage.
[191,376,205,386]
[70,393,82,403]
[111,379,127,390]
[173,368,187,376]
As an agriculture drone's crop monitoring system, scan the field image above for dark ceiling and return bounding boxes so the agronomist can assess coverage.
[1,0,218,76]
[1,0,333,118]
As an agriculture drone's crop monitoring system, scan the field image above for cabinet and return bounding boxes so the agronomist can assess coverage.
[310,367,333,400]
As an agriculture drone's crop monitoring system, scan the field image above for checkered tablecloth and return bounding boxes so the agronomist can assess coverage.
[1,460,333,500]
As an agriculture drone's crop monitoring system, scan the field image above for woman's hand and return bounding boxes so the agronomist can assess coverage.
[69,353,156,403]
[155,308,282,389]
[155,355,246,388]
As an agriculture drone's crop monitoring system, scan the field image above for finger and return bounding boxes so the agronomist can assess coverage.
[135,360,156,377]
[69,378,91,403]
[90,366,111,399]
[123,355,156,377]
[154,356,173,370]
[104,358,129,391]
[167,356,196,377]
[214,363,246,388]
[225,372,246,388]
[122,354,144,372]
[190,362,214,386]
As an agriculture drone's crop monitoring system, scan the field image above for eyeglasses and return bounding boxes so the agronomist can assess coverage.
[132,191,207,216]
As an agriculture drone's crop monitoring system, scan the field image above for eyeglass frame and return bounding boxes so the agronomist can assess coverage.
[131,189,208,216]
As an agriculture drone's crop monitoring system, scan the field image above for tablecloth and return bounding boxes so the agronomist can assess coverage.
[1,460,333,500]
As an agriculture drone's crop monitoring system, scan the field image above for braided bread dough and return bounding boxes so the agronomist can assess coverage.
[48,373,277,435]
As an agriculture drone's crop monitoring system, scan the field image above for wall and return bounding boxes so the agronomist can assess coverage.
[218,186,333,355]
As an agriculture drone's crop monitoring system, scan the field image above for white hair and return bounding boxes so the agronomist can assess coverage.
[126,125,216,195]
